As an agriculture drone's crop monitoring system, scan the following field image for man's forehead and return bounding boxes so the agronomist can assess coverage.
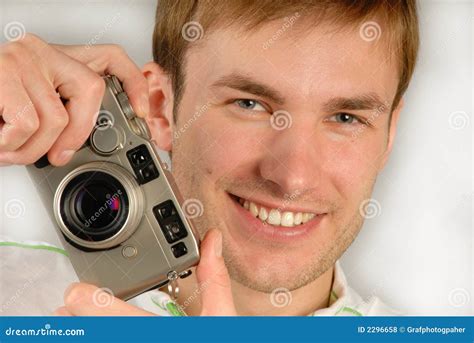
[186,21,398,106]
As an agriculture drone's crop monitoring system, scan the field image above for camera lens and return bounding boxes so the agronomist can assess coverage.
[59,171,129,242]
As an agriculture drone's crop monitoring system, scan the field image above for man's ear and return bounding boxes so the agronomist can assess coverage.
[379,98,404,170]
[142,62,174,152]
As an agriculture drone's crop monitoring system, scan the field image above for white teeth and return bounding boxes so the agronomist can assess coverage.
[267,209,281,225]
[259,207,268,221]
[281,211,294,227]
[249,202,259,217]
[238,198,317,227]
[294,212,302,225]
[301,213,315,223]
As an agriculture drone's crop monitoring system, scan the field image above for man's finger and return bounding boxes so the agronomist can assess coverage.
[6,69,70,166]
[196,229,237,316]
[0,78,39,153]
[64,282,155,316]
[46,72,105,166]
[53,44,149,118]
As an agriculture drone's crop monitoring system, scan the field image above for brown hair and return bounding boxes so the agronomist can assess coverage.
[153,0,419,114]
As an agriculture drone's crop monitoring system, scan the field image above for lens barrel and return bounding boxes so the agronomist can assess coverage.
[60,171,128,242]
[54,162,144,249]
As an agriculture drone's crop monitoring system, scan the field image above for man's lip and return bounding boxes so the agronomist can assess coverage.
[227,192,325,215]
[226,192,326,242]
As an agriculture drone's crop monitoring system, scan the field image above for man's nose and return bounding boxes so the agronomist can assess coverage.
[258,123,321,196]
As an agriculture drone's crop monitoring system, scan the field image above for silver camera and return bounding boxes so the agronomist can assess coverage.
[26,75,200,300]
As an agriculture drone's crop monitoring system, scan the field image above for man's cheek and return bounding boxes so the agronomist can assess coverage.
[323,144,376,196]
[199,128,261,175]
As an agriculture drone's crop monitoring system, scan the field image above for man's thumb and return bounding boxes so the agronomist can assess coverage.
[196,229,236,316]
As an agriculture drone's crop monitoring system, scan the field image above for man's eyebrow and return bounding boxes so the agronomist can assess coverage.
[211,74,389,113]
[322,93,389,113]
[210,73,286,105]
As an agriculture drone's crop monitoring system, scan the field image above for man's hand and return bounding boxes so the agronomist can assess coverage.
[54,229,237,316]
[0,33,149,166]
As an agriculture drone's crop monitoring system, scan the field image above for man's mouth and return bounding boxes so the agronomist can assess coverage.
[231,194,320,228]
[226,192,327,243]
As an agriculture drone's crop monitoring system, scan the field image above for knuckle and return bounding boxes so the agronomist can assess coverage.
[108,44,126,57]
[88,74,105,94]
[0,52,16,69]
[21,115,40,134]
[21,32,41,44]
[3,33,43,54]
[1,42,27,63]
[50,112,69,131]
[0,34,48,68]
[46,100,69,130]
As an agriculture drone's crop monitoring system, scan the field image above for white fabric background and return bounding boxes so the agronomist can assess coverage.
[0,0,472,315]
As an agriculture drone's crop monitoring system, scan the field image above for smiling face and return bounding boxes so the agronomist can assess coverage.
[148,18,402,293]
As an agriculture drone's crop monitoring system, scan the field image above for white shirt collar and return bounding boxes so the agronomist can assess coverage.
[310,260,400,316]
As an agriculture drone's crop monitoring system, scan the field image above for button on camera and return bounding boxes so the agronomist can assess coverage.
[91,126,122,155]
[139,163,158,182]
[126,144,159,184]
[154,200,177,219]
[153,200,188,244]
[163,221,187,243]
[128,146,150,166]
[171,242,188,258]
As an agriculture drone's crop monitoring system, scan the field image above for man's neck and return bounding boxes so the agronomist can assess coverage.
[174,265,335,316]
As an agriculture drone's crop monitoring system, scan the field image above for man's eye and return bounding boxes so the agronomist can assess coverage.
[234,99,267,112]
[328,113,361,124]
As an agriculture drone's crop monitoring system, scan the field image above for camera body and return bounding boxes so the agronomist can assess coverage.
[26,75,200,300]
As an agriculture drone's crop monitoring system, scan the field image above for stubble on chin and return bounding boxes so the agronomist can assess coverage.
[220,208,365,293]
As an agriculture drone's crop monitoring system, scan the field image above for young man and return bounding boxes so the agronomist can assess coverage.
[0,0,419,316]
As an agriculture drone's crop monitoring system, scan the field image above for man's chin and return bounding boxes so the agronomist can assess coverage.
[222,248,329,293]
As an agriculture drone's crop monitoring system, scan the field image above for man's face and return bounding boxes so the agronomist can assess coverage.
[166,19,400,292]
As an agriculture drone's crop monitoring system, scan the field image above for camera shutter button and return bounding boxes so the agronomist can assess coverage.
[91,126,123,155]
